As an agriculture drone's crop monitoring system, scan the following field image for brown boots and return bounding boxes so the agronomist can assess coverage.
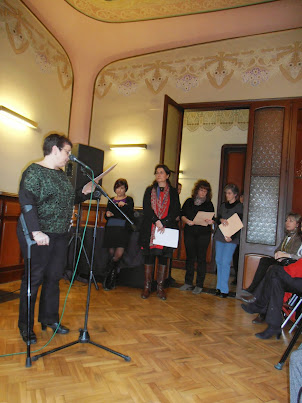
[156,264,167,300]
[141,264,167,300]
[141,264,153,299]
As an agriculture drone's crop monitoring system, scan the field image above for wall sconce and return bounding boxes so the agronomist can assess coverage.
[109,144,147,151]
[0,105,38,129]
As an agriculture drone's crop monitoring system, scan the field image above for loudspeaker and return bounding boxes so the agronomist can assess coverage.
[66,143,104,191]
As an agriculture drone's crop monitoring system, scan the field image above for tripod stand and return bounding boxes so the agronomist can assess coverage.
[275,318,302,370]
[67,202,98,290]
[32,167,132,363]
[19,213,36,368]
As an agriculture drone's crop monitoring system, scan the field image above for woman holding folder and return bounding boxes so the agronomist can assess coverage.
[179,180,214,294]
[214,183,243,298]
[139,164,180,300]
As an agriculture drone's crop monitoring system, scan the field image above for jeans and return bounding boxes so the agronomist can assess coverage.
[215,240,237,294]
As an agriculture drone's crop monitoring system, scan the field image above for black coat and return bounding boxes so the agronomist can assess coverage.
[139,184,180,250]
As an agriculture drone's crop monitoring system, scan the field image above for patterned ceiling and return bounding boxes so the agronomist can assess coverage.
[64,0,277,23]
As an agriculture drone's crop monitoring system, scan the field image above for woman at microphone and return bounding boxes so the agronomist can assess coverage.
[17,133,91,344]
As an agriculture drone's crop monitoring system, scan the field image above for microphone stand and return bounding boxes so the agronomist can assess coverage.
[19,213,36,368]
[32,166,131,363]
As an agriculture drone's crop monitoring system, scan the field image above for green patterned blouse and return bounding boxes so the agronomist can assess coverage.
[19,163,75,234]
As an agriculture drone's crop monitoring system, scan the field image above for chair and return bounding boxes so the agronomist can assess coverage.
[242,253,271,290]
[282,294,302,334]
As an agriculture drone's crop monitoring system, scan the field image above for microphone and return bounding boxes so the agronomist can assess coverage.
[69,154,91,171]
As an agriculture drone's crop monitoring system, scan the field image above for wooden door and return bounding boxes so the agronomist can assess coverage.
[160,95,184,187]
[237,100,292,296]
[217,144,247,208]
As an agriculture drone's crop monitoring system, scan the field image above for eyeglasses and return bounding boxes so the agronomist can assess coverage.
[61,147,71,156]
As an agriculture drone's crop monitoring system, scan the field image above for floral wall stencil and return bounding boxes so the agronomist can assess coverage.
[95,30,302,99]
[0,0,72,90]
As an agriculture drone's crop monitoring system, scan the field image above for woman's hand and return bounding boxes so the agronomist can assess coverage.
[155,220,165,234]
[275,251,290,260]
[186,219,194,226]
[220,218,228,226]
[106,211,114,217]
[224,236,232,243]
[205,219,214,225]
[32,231,50,246]
[117,201,126,207]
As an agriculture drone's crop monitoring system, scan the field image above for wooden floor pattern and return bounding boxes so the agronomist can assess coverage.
[0,270,298,403]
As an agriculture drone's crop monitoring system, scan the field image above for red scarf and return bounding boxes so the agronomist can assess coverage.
[149,184,170,248]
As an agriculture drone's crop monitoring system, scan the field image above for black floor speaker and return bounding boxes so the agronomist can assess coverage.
[66,143,104,191]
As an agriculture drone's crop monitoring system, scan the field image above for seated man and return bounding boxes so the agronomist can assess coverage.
[241,259,302,339]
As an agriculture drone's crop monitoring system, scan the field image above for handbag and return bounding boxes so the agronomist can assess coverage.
[277,258,297,267]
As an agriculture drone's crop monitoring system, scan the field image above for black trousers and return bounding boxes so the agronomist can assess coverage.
[246,256,276,293]
[18,226,68,330]
[184,230,211,287]
[252,265,302,328]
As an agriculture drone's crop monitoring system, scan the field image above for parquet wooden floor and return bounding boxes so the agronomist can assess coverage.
[0,270,298,403]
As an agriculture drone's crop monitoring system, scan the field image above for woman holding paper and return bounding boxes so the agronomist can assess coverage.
[179,180,214,294]
[214,183,243,298]
[139,164,180,300]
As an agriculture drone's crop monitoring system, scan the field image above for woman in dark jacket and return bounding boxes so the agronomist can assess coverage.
[179,179,214,294]
[103,178,134,290]
[139,164,180,300]
[214,183,243,298]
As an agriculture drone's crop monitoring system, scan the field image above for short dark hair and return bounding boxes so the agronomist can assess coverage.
[224,183,239,198]
[192,179,212,201]
[43,133,72,156]
[114,178,128,192]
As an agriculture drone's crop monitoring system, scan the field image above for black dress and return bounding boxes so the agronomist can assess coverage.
[104,196,134,248]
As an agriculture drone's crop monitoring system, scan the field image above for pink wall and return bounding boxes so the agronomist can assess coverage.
[22,0,302,144]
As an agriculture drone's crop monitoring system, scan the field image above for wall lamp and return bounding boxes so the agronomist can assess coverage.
[0,105,38,129]
[109,144,147,150]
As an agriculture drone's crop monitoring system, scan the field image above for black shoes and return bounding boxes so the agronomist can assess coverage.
[241,303,258,314]
[41,323,70,334]
[215,289,228,298]
[255,326,281,340]
[19,329,37,344]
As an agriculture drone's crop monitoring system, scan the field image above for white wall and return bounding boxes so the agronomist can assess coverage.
[0,0,72,194]
[179,120,248,209]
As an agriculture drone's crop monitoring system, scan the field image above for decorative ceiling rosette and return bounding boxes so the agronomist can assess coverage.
[64,0,277,23]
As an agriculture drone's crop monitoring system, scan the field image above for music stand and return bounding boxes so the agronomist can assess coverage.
[19,213,36,368]
[32,167,133,363]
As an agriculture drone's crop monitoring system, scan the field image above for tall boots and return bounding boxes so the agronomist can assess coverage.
[157,265,167,300]
[141,264,153,299]
[141,264,167,300]
[103,259,118,291]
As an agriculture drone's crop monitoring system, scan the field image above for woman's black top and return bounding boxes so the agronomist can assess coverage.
[181,198,214,236]
[105,196,134,227]
[19,163,75,234]
[214,200,243,244]
[139,184,180,250]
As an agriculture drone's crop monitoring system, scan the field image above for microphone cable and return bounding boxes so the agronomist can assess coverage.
[0,174,95,359]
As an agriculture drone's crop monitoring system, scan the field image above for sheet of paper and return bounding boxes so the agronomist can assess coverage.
[82,163,117,193]
[219,213,243,238]
[153,228,179,248]
[193,211,214,226]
